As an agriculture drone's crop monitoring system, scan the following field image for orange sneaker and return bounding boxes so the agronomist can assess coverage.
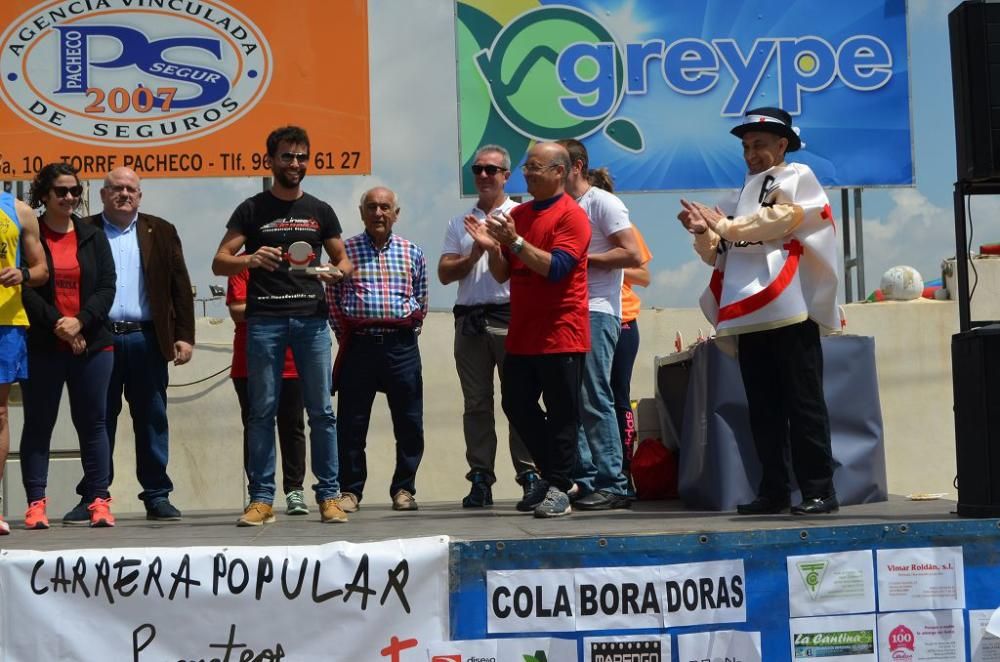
[0,516,9,535]
[24,498,49,530]
[88,497,115,528]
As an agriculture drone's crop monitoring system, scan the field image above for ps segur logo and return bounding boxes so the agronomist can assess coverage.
[0,0,272,147]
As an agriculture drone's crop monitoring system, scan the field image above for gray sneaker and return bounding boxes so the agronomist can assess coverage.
[516,478,550,512]
[533,487,571,518]
[285,490,309,516]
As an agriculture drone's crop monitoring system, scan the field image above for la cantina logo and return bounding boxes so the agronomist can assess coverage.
[0,0,272,147]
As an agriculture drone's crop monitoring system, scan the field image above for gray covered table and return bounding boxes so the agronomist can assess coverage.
[655,334,888,511]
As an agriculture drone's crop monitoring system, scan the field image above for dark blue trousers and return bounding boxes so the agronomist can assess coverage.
[336,330,424,501]
[610,319,641,467]
[20,349,114,502]
[106,327,173,505]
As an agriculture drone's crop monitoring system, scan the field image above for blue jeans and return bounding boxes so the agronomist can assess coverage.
[20,349,113,502]
[247,316,339,504]
[107,327,172,505]
[573,311,629,495]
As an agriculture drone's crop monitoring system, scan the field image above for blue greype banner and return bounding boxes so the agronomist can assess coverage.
[456,0,912,194]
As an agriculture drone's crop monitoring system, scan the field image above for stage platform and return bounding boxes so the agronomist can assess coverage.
[0,494,969,551]
[2,495,998,661]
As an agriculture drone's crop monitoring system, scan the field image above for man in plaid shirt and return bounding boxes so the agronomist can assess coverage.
[327,186,428,512]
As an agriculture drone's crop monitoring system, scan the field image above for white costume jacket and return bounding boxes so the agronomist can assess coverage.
[696,162,839,336]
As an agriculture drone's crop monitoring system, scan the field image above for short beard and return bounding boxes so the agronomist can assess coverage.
[273,168,304,189]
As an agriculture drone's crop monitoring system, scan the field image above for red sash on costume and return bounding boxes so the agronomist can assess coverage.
[717,239,803,322]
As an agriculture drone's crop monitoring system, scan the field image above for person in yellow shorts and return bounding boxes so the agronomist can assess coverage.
[0,189,48,535]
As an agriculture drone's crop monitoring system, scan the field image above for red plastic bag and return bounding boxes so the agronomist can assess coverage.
[631,437,678,500]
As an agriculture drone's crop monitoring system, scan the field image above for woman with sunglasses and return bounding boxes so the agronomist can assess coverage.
[19,163,117,529]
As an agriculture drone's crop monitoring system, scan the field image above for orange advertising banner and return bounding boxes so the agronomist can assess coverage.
[0,0,370,179]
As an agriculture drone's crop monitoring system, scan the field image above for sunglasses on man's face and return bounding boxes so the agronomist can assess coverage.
[277,152,310,165]
[471,164,506,176]
[52,185,83,198]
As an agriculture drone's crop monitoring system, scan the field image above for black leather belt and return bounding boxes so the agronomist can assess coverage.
[353,329,415,345]
[109,320,150,334]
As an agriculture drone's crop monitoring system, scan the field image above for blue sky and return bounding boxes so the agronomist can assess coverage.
[111,0,993,315]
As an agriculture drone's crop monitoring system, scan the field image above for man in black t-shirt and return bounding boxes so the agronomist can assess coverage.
[213,125,353,526]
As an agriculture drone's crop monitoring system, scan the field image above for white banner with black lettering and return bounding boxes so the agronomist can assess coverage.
[0,536,449,662]
[487,559,746,633]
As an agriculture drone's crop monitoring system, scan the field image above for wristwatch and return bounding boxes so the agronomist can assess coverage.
[510,236,525,254]
[19,266,30,285]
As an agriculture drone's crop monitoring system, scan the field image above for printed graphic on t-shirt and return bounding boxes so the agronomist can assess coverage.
[227,191,342,317]
[260,216,321,236]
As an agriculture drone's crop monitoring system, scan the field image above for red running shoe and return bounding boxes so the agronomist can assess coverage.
[88,497,115,528]
[24,498,49,530]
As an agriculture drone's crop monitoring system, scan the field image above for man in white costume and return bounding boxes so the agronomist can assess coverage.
[678,106,840,516]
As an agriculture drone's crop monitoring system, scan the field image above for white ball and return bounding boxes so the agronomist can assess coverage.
[880,265,924,301]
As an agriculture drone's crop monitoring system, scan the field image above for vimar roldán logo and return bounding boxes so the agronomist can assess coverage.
[0,0,272,147]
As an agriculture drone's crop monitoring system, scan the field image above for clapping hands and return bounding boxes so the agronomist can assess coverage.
[678,199,724,235]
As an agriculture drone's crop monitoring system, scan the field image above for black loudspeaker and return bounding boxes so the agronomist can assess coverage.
[949,1,1000,182]
[952,324,1000,516]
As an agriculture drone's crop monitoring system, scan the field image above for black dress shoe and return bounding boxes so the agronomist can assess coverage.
[736,495,790,515]
[791,495,840,515]
[574,490,632,511]
[146,500,182,521]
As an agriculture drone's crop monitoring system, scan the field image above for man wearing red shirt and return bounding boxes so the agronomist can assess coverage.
[465,142,591,518]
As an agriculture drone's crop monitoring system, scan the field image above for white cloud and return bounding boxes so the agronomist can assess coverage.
[650,257,711,308]
[908,0,961,20]
[859,189,1000,291]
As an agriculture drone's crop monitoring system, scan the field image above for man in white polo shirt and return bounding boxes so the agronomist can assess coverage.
[439,145,539,508]
[558,139,641,511]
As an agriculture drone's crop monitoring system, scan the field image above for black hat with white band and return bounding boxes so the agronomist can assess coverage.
[730,106,803,152]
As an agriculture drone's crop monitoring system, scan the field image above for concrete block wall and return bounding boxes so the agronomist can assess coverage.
[2,299,963,517]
